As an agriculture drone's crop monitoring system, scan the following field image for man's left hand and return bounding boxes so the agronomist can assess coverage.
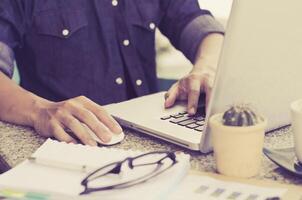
[164,33,224,115]
[164,65,215,115]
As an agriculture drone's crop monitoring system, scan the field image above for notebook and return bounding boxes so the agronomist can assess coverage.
[0,139,190,200]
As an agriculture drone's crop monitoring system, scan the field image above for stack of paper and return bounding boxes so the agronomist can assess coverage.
[0,139,190,200]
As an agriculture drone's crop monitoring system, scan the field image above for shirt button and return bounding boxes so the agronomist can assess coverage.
[112,0,118,6]
[136,79,142,86]
[123,39,130,46]
[149,22,156,30]
[115,77,123,85]
[62,29,70,37]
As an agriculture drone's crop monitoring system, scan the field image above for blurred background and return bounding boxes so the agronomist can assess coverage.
[13,0,234,91]
[156,0,233,90]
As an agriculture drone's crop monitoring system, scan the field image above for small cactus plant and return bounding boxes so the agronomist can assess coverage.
[210,104,267,178]
[222,105,260,126]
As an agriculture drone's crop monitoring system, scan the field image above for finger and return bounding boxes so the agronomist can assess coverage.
[203,85,211,112]
[50,121,77,144]
[77,96,123,134]
[73,109,112,143]
[60,113,97,146]
[96,109,122,135]
[187,80,201,115]
[164,92,169,100]
[164,84,179,108]
[203,78,214,111]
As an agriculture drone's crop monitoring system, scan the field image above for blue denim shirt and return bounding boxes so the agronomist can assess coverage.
[0,0,224,105]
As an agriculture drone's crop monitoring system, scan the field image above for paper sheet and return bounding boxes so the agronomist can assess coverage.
[0,139,190,200]
[168,174,287,200]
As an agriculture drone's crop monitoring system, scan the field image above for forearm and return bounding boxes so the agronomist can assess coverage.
[194,33,224,72]
[0,72,51,126]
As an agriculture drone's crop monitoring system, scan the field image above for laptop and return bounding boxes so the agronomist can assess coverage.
[105,0,302,153]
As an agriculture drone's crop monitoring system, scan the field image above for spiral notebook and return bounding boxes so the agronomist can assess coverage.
[0,139,190,200]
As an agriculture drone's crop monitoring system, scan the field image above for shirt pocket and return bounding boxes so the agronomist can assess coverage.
[31,8,89,78]
[34,9,88,39]
[130,18,157,65]
[127,1,162,64]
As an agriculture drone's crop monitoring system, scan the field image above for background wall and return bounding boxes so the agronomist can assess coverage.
[199,0,233,22]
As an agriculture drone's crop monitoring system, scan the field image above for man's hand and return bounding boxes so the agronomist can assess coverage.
[164,67,215,115]
[0,72,122,146]
[164,33,224,115]
[33,96,123,146]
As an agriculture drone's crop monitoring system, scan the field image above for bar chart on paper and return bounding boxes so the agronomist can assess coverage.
[168,174,287,200]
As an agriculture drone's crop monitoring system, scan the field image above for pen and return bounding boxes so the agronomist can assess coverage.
[28,157,96,173]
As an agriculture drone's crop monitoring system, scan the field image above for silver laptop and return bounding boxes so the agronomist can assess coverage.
[105,0,302,153]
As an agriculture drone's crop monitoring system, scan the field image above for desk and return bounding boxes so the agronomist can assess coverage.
[0,120,301,186]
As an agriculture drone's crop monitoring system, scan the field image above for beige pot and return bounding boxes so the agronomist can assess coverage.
[209,113,267,178]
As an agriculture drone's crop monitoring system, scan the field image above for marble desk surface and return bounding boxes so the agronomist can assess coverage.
[0,121,301,186]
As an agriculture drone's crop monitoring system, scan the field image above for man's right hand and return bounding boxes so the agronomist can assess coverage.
[33,96,123,146]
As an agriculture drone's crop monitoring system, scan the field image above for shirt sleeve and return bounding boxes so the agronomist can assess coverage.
[0,42,14,78]
[158,0,224,63]
[0,0,25,78]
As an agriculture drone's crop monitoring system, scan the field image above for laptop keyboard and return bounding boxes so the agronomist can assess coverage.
[160,110,206,132]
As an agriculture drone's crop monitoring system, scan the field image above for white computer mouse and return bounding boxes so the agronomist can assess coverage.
[88,130,125,146]
[68,124,125,146]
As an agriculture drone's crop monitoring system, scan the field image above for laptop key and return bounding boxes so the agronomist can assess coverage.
[194,126,204,132]
[186,123,200,129]
[179,111,187,115]
[160,116,172,120]
[194,116,205,121]
[196,121,205,126]
[178,119,197,126]
[170,116,191,124]
[171,114,184,119]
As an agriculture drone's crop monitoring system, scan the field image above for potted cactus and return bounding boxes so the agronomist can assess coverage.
[209,105,267,178]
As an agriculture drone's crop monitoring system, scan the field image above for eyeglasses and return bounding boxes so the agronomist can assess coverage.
[80,151,177,195]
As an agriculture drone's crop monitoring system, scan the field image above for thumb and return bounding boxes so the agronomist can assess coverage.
[164,84,179,108]
[203,76,214,111]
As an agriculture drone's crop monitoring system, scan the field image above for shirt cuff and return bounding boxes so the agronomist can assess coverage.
[0,41,14,78]
[179,14,225,63]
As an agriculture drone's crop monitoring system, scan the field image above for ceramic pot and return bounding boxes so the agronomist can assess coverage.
[209,113,267,178]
